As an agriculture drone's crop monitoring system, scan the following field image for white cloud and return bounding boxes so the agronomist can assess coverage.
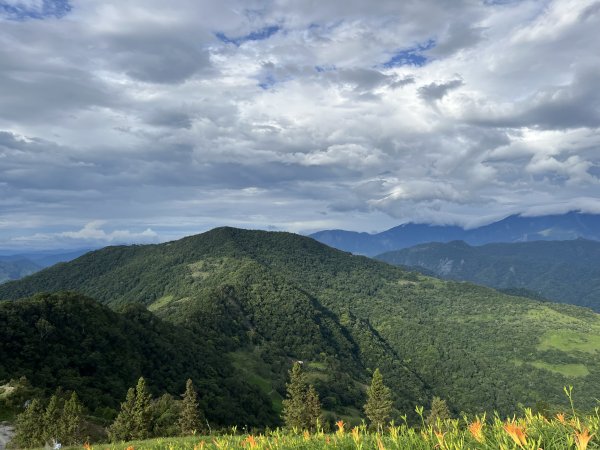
[0,0,599,246]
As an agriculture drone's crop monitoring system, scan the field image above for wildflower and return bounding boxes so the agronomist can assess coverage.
[376,434,386,450]
[303,430,310,441]
[556,413,566,424]
[574,429,594,450]
[434,430,447,450]
[336,420,345,435]
[468,419,484,442]
[504,422,527,448]
[193,442,205,450]
[351,426,360,443]
[83,442,92,450]
[245,435,258,448]
[126,446,134,450]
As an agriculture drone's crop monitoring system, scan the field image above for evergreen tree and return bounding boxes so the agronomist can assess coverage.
[132,377,153,440]
[364,368,392,432]
[59,392,84,445]
[108,387,136,441]
[13,398,45,448]
[305,384,321,431]
[179,379,203,435]
[426,396,451,429]
[43,394,62,443]
[282,362,308,430]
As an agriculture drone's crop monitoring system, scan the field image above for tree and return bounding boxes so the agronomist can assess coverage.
[108,387,136,441]
[282,362,308,430]
[43,394,62,444]
[179,379,203,435]
[305,384,321,431]
[364,368,392,432]
[281,362,321,431]
[59,392,84,445]
[13,398,45,448]
[426,396,450,429]
[132,377,153,440]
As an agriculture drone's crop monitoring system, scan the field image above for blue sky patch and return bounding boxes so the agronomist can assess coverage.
[382,39,436,68]
[0,0,71,20]
[216,25,281,47]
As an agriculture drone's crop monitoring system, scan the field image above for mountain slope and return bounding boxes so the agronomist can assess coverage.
[0,257,40,284]
[311,211,600,256]
[376,239,600,312]
[2,228,600,418]
[0,291,275,426]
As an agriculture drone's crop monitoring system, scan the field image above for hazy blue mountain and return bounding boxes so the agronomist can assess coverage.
[376,239,600,311]
[0,257,41,284]
[311,211,600,256]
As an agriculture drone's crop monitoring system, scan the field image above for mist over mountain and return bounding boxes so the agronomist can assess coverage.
[311,212,600,256]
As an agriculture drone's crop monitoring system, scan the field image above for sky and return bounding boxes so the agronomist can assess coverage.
[1,0,599,250]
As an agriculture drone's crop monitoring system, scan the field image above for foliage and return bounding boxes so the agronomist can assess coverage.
[377,239,600,311]
[12,391,84,448]
[49,407,600,450]
[2,227,600,423]
[179,379,203,436]
[364,368,392,432]
[426,396,451,429]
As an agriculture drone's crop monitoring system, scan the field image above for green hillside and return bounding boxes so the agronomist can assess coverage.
[2,228,600,423]
[376,239,600,311]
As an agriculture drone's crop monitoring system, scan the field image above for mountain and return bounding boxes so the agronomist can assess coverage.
[376,239,600,312]
[0,257,40,284]
[0,291,275,426]
[311,211,600,256]
[2,227,600,422]
[0,249,91,283]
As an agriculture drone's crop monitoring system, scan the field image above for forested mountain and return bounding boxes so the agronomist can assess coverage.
[376,239,600,312]
[311,211,600,256]
[0,257,40,284]
[2,228,600,424]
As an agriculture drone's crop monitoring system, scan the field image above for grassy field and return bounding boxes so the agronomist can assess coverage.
[72,407,599,450]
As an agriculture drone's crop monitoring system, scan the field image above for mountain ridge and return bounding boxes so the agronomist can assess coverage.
[2,227,600,421]
[311,211,600,256]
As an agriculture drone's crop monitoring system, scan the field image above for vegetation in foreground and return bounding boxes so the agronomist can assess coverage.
[66,408,598,450]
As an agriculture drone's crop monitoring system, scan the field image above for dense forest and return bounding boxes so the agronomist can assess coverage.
[2,228,600,430]
[376,239,600,311]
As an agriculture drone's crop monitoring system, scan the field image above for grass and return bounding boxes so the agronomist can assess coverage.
[529,361,590,378]
[68,408,600,450]
[538,330,600,354]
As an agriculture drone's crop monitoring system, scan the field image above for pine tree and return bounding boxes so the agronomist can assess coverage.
[179,379,203,435]
[43,394,62,444]
[132,377,153,440]
[282,362,308,430]
[108,387,136,441]
[426,396,451,429]
[13,398,45,448]
[59,392,84,445]
[305,384,321,431]
[364,368,393,433]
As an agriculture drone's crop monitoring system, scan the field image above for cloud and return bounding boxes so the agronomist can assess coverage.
[0,0,599,246]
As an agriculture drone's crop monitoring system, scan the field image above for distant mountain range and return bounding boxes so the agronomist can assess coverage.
[311,211,600,256]
[376,239,600,312]
[2,227,600,421]
[0,249,90,283]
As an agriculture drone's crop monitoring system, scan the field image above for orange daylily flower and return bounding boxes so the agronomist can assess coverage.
[468,419,484,442]
[504,422,528,447]
[336,420,345,435]
[244,435,258,448]
[556,413,566,424]
[575,429,594,450]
